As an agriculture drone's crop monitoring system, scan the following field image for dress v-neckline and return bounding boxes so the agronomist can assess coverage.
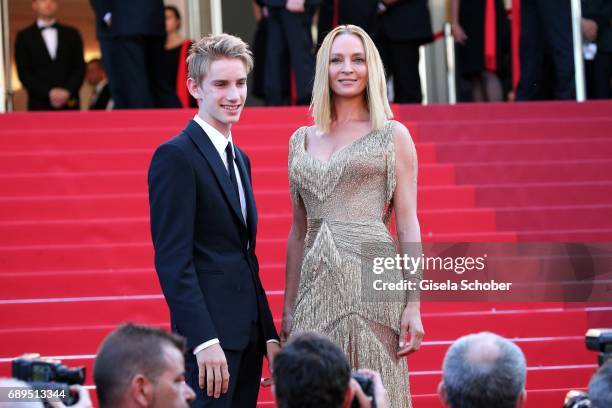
[301,124,383,166]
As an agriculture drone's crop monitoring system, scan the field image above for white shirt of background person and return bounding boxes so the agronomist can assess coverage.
[37,18,57,60]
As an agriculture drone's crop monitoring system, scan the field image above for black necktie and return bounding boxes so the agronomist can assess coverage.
[225,142,240,202]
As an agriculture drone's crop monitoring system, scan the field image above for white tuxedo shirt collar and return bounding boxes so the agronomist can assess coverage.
[193,114,234,157]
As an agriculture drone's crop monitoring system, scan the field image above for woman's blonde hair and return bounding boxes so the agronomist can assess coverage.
[310,25,393,133]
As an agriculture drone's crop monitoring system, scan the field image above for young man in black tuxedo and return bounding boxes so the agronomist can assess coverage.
[15,0,85,111]
[148,34,280,408]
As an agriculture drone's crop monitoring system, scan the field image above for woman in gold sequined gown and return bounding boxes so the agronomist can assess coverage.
[281,25,424,408]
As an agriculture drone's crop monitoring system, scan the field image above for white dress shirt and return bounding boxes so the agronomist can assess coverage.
[193,115,247,222]
[37,19,58,60]
[191,115,279,354]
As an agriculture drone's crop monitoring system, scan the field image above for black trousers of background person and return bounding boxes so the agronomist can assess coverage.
[516,0,575,101]
[377,38,422,103]
[109,35,181,109]
[264,7,315,105]
[184,321,264,408]
[586,52,612,99]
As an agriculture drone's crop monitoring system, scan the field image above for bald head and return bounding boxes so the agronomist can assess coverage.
[464,333,503,365]
[440,332,527,408]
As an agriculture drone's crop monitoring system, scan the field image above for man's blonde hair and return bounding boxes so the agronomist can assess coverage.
[310,25,393,133]
[187,33,254,84]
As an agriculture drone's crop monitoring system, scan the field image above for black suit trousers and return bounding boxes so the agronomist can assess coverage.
[264,7,315,105]
[516,0,575,100]
[377,37,423,104]
[185,322,264,408]
[586,51,612,99]
[109,35,180,108]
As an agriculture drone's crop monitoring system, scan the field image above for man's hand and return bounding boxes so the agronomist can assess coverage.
[349,378,372,407]
[262,341,282,387]
[48,385,93,408]
[397,303,424,357]
[196,344,230,398]
[451,23,468,45]
[286,0,305,13]
[49,88,70,108]
[103,12,112,27]
[582,18,598,42]
[266,341,281,369]
[348,369,389,408]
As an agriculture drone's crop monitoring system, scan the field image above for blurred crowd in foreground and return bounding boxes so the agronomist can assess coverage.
[2,324,611,407]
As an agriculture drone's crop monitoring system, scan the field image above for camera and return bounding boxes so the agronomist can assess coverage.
[12,353,86,406]
[585,328,612,367]
[563,328,612,408]
[351,372,377,408]
[563,390,591,408]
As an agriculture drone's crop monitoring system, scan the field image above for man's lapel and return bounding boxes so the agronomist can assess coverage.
[185,120,246,229]
[234,147,258,243]
[54,24,65,62]
[31,24,53,62]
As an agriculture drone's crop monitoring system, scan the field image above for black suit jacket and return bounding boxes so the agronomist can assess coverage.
[377,0,433,44]
[148,120,279,352]
[339,0,379,32]
[15,22,85,111]
[89,0,164,37]
[89,0,111,40]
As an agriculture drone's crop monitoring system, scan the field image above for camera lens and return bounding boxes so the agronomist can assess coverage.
[56,365,86,385]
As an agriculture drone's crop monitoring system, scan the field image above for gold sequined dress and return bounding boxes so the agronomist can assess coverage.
[288,121,412,408]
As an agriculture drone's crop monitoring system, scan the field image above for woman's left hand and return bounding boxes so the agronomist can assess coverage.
[397,303,424,357]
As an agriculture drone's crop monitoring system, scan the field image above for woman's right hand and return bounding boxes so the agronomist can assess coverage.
[451,23,468,45]
[280,311,293,346]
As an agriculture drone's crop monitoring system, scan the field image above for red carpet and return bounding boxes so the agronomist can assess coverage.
[1,101,612,407]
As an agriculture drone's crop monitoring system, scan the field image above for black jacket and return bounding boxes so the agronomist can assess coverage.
[148,120,279,351]
[339,0,379,32]
[89,82,111,110]
[89,0,164,37]
[582,0,612,53]
[15,22,85,111]
[377,0,433,44]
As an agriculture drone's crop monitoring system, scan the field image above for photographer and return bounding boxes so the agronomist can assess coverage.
[272,332,389,408]
[438,332,527,408]
[93,323,195,408]
[589,360,612,408]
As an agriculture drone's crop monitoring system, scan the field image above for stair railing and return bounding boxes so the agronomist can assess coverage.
[0,0,12,113]
[443,21,457,105]
[571,0,586,102]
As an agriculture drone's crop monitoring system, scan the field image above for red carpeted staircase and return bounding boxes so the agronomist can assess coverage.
[1,101,611,407]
